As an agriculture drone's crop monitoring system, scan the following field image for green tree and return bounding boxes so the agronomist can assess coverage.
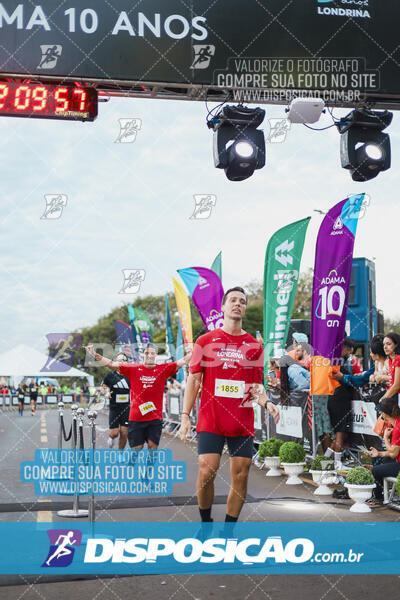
[383,318,400,334]
[292,268,313,319]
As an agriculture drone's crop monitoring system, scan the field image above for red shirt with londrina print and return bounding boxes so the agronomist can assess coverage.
[189,329,263,437]
[119,362,177,421]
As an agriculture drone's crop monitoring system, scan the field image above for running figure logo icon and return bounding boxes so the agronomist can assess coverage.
[42,529,82,567]
[41,194,67,219]
[41,333,82,372]
[115,118,142,143]
[191,45,215,69]
[119,269,146,294]
[266,119,291,144]
[38,45,62,69]
[189,195,217,219]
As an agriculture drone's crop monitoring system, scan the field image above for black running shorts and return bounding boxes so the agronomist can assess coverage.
[128,419,163,448]
[197,432,254,458]
[109,404,130,429]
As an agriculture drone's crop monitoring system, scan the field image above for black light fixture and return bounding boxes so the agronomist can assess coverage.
[208,104,266,181]
[337,108,393,182]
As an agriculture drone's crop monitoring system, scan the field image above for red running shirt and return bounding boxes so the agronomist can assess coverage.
[391,418,400,463]
[190,329,263,437]
[119,362,177,421]
[388,356,400,388]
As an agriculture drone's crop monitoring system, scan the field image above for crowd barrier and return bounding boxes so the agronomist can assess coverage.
[268,384,386,457]
[0,394,95,409]
[163,384,387,459]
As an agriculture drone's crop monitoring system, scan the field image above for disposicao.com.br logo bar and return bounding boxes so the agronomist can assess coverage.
[0,522,399,574]
[84,535,364,567]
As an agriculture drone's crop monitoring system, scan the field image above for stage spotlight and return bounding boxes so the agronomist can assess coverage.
[337,108,393,181]
[208,105,266,181]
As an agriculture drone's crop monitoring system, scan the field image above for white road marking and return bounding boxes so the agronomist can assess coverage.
[37,511,52,522]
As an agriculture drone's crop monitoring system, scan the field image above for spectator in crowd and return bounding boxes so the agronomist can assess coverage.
[325,337,362,468]
[279,354,310,391]
[379,332,400,403]
[266,357,280,388]
[265,349,286,392]
[287,332,308,360]
[295,342,312,369]
[332,334,387,389]
[366,398,400,506]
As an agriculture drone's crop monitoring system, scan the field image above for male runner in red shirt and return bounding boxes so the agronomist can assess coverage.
[179,287,279,523]
[85,343,191,449]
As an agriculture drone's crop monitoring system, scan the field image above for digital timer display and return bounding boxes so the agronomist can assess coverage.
[0,81,98,121]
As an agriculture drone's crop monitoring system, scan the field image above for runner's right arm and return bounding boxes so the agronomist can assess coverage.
[85,345,120,371]
[178,372,202,443]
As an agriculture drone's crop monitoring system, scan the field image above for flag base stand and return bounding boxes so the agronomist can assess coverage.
[57,508,88,518]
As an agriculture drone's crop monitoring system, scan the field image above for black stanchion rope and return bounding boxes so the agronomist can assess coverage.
[60,414,73,442]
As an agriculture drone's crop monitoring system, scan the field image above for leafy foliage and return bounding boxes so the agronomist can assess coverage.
[396,471,400,496]
[310,456,334,471]
[258,437,284,459]
[384,318,400,335]
[346,466,375,485]
[279,441,306,463]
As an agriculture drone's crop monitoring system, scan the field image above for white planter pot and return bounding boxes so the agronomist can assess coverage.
[309,470,335,496]
[281,462,306,485]
[344,483,376,513]
[264,456,281,477]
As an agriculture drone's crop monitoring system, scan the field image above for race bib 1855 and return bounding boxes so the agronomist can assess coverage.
[214,379,245,399]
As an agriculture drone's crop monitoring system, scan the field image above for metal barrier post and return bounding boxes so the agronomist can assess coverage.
[57,401,64,451]
[87,410,97,522]
[57,405,88,518]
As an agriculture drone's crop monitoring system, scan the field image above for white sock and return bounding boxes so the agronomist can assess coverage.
[334,452,342,464]
[324,447,334,457]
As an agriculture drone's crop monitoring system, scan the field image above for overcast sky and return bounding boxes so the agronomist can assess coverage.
[0,96,399,353]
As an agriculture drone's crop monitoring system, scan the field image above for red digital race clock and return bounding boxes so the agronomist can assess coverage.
[0,81,98,121]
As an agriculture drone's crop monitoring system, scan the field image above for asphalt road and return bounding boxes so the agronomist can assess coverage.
[0,405,398,598]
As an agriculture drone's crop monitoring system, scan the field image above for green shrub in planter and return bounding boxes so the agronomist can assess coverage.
[259,438,284,459]
[310,456,334,471]
[396,471,400,497]
[346,466,375,485]
[279,442,306,464]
